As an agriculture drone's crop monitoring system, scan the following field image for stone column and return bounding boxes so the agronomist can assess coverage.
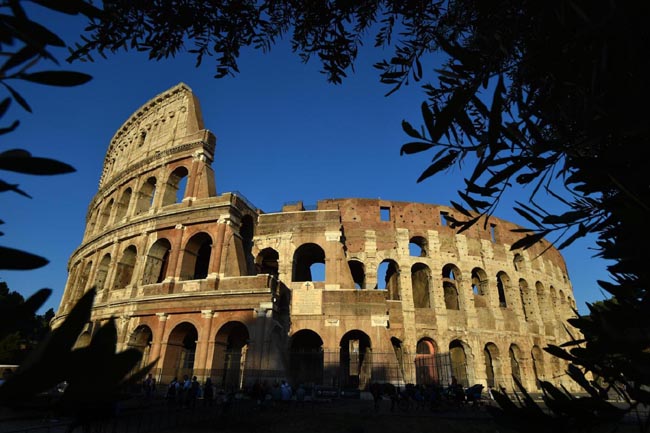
[194,310,214,381]
[150,312,169,380]
[211,216,229,276]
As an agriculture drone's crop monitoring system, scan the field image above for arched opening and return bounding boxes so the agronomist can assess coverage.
[376,259,400,301]
[74,331,92,349]
[348,260,365,289]
[531,345,544,387]
[142,239,172,285]
[442,264,461,310]
[449,339,469,387]
[128,325,153,371]
[471,267,488,296]
[162,166,189,206]
[87,208,100,235]
[550,286,558,313]
[76,260,92,300]
[240,215,255,275]
[162,322,198,383]
[292,243,326,282]
[509,344,522,385]
[180,232,213,280]
[535,281,548,319]
[340,330,372,389]
[391,337,407,384]
[519,278,532,320]
[415,338,438,385]
[497,271,510,308]
[212,322,249,391]
[289,329,324,386]
[484,343,500,389]
[411,263,431,308]
[112,245,137,289]
[255,248,279,277]
[94,253,111,291]
[135,177,157,214]
[114,188,132,222]
[409,236,428,257]
[98,199,114,229]
[513,253,524,272]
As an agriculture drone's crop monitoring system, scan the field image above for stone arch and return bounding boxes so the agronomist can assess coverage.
[162,322,198,383]
[87,207,100,235]
[449,339,470,387]
[531,345,545,387]
[128,325,153,371]
[212,321,250,391]
[289,329,324,386]
[376,259,400,301]
[98,198,114,229]
[74,331,92,349]
[471,267,488,296]
[535,281,549,318]
[411,263,431,308]
[484,343,501,389]
[549,285,558,313]
[292,243,325,282]
[94,253,111,291]
[142,238,172,285]
[519,278,533,321]
[442,263,461,310]
[409,236,428,257]
[240,214,255,275]
[113,245,137,290]
[75,260,93,299]
[135,176,157,214]
[114,187,132,222]
[180,232,213,280]
[415,337,438,385]
[496,271,511,308]
[162,166,189,206]
[513,253,524,272]
[340,330,372,389]
[348,259,365,289]
[509,343,522,386]
[256,247,279,277]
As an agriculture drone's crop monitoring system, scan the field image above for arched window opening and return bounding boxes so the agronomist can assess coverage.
[409,236,427,257]
[550,286,558,312]
[290,330,324,386]
[180,232,213,280]
[340,330,372,389]
[513,253,524,272]
[531,345,544,387]
[411,263,431,308]
[162,166,190,206]
[76,260,93,299]
[135,177,157,214]
[348,260,365,289]
[240,215,256,275]
[114,188,132,222]
[94,254,111,291]
[535,281,547,317]
[442,264,461,310]
[391,337,407,384]
[376,259,400,301]
[509,344,522,385]
[292,243,326,282]
[484,343,500,389]
[98,199,113,229]
[128,325,153,371]
[87,208,99,235]
[256,248,279,277]
[519,278,531,321]
[143,239,171,285]
[113,245,137,289]
[449,340,469,387]
[497,271,510,308]
[471,267,488,296]
[162,322,198,383]
[415,338,438,385]
[213,322,249,390]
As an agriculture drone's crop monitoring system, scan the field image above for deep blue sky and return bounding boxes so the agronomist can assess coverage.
[2,6,611,314]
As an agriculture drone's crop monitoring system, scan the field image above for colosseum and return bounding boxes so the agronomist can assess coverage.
[54,83,577,393]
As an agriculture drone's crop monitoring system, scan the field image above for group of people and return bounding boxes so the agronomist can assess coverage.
[164,375,219,408]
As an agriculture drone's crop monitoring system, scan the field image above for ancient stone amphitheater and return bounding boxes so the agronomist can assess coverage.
[54,83,577,393]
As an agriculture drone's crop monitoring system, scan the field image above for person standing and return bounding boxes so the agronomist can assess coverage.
[203,378,214,406]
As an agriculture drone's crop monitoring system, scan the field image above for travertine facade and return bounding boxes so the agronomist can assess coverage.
[55,83,577,392]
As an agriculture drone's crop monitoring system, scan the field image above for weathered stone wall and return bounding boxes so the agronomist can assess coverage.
[54,84,578,392]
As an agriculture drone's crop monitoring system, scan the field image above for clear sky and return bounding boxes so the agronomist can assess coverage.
[1,6,612,314]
